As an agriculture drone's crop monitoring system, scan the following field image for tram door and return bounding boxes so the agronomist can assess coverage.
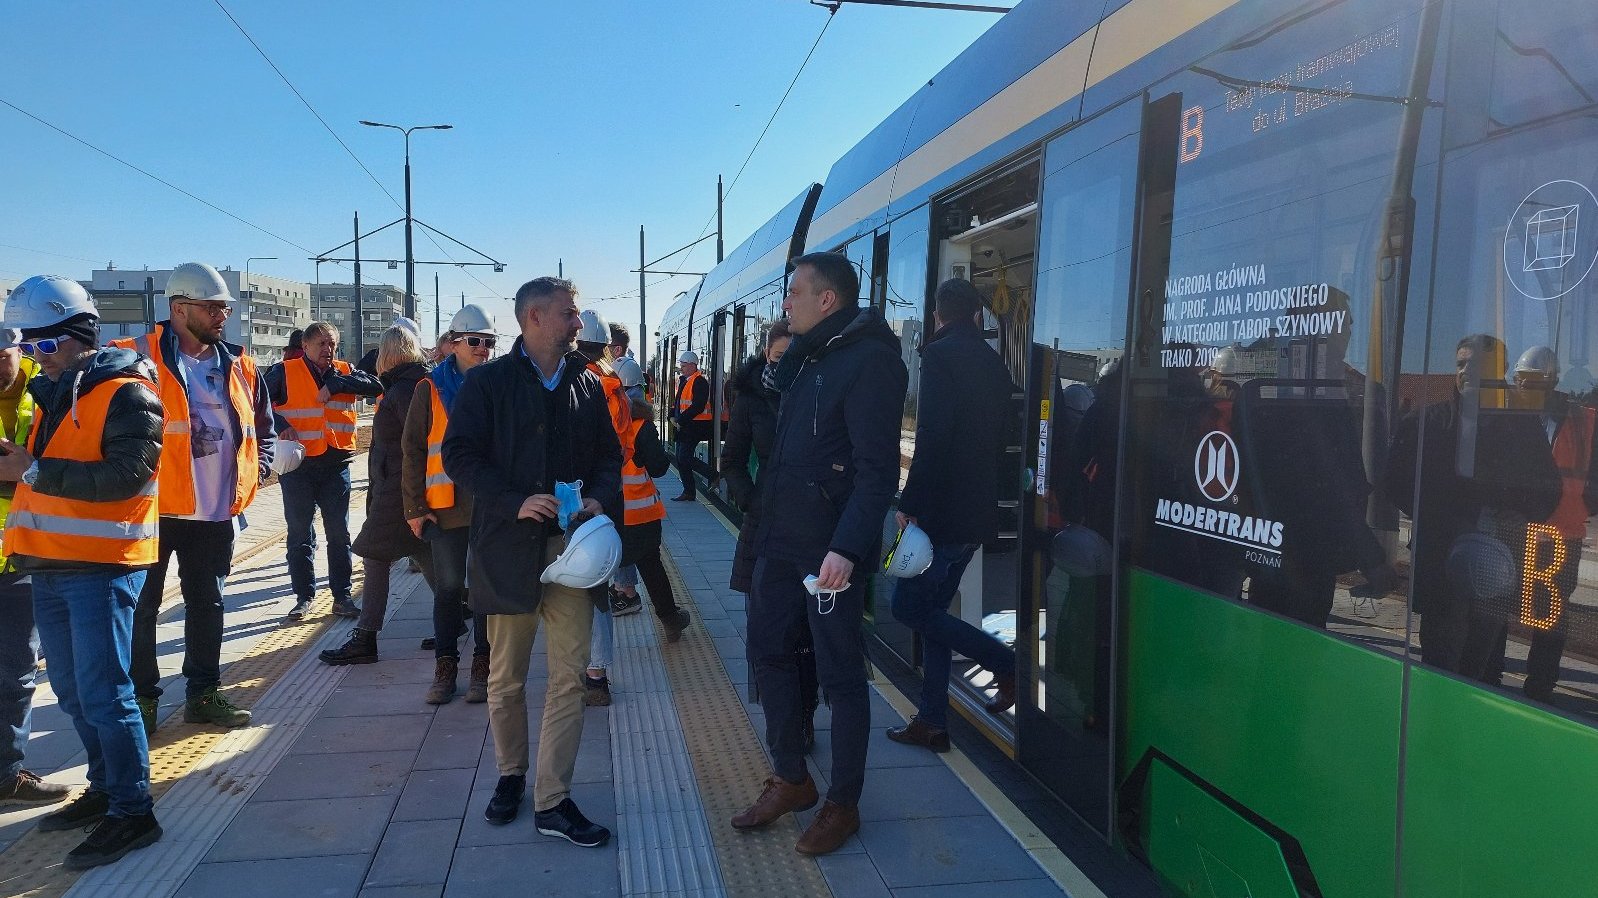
[1017,100,1142,832]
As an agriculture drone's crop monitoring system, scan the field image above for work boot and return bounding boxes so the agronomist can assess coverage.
[330,598,360,619]
[425,657,459,705]
[319,627,378,665]
[185,689,252,728]
[886,716,950,753]
[730,775,818,829]
[794,800,860,856]
[985,672,1017,715]
[64,812,162,870]
[285,600,311,622]
[661,607,691,644]
[584,674,612,707]
[37,789,110,832]
[136,696,158,736]
[465,654,490,704]
[0,770,70,805]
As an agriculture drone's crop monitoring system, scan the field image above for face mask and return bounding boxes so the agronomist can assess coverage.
[555,479,584,530]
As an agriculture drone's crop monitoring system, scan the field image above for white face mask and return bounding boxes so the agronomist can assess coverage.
[803,574,847,614]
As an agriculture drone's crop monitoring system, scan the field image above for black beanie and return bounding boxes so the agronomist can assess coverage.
[21,313,99,348]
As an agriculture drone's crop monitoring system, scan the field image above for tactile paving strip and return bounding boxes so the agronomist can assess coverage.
[0,491,369,898]
[655,552,834,898]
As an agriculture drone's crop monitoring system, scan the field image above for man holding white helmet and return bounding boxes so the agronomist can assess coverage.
[672,350,712,501]
[442,276,622,845]
[0,275,164,868]
[887,278,1018,754]
[115,262,273,734]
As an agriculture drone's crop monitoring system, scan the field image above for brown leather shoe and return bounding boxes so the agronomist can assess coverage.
[985,672,1017,715]
[795,800,860,855]
[886,717,950,753]
[465,654,490,704]
[730,775,818,829]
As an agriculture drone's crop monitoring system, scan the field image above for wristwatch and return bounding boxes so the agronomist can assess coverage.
[20,461,38,487]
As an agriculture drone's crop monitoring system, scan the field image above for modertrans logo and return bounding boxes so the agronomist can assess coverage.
[1154,431,1284,560]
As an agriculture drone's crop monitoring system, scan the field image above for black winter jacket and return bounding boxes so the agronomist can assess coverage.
[897,319,1016,546]
[723,355,781,593]
[441,346,623,615]
[15,347,164,573]
[352,362,428,562]
[754,305,908,570]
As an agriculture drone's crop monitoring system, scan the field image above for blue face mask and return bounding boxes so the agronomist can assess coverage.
[555,480,585,530]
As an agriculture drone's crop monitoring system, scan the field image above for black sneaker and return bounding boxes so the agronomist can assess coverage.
[484,774,524,826]
[38,790,110,832]
[285,600,311,622]
[662,607,691,644]
[330,598,360,619]
[609,590,643,617]
[534,797,610,847]
[64,812,162,870]
[0,770,70,805]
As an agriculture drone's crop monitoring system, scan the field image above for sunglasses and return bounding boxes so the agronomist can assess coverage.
[456,335,497,349]
[178,301,232,318]
[18,338,63,357]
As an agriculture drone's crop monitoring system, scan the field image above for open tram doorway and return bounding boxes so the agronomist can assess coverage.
[927,157,1039,748]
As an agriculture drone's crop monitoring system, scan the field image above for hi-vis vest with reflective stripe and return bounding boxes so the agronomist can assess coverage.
[621,416,665,526]
[419,379,455,510]
[1550,404,1597,539]
[589,362,631,436]
[2,374,159,565]
[114,327,260,517]
[679,370,711,422]
[275,357,358,455]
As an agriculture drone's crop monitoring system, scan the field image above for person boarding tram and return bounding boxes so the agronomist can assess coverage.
[672,350,713,501]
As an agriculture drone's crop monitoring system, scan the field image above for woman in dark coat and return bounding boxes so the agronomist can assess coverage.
[321,325,432,665]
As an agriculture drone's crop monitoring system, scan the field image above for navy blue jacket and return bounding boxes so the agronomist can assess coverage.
[754,305,907,570]
[897,318,1016,546]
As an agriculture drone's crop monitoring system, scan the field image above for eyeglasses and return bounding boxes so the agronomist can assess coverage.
[456,335,497,349]
[178,302,232,318]
[18,338,63,357]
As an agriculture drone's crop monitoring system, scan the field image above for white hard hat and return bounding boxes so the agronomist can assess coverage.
[271,438,305,476]
[883,522,934,579]
[1050,524,1111,578]
[577,310,609,346]
[1514,345,1558,379]
[166,262,234,303]
[541,514,623,589]
[613,356,645,388]
[678,350,698,365]
[448,304,496,335]
[3,275,98,336]
[392,316,420,337]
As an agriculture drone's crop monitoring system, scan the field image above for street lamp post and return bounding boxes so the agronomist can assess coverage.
[359,120,453,321]
[245,256,277,351]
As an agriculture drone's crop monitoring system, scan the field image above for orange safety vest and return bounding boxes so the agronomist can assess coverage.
[589,362,632,436]
[114,327,260,517]
[679,369,712,422]
[274,357,358,456]
[418,379,456,510]
[3,373,160,565]
[621,416,666,525]
[1549,404,1597,539]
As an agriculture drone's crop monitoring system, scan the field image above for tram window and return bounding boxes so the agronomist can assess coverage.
[842,236,876,306]
[1406,0,1598,716]
[1122,0,1429,642]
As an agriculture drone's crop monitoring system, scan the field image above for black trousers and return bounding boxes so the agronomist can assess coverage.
[674,422,713,498]
[131,517,236,700]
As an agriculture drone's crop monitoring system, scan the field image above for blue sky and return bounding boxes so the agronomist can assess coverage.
[1,1,994,337]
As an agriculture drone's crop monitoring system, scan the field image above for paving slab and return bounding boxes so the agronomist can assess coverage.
[174,853,371,898]
[363,818,460,888]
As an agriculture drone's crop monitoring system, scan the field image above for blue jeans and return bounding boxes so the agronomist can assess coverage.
[281,460,354,604]
[33,570,153,816]
[890,543,1016,729]
[0,572,38,780]
[589,607,613,671]
[427,525,486,660]
[613,564,638,591]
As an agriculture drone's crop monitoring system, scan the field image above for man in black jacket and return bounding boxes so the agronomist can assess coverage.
[731,252,907,856]
[886,279,1018,753]
[441,276,622,846]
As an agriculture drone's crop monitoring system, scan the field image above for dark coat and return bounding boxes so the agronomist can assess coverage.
[352,362,428,562]
[724,355,781,592]
[897,319,1016,546]
[15,347,164,573]
[621,395,672,566]
[754,305,908,569]
[441,346,624,615]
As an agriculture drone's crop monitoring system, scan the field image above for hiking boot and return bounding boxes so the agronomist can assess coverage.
[535,797,610,847]
[185,689,251,728]
[985,672,1017,715]
[330,598,360,619]
[886,717,950,753]
[319,627,378,665]
[285,600,311,622]
[465,654,490,704]
[662,607,691,644]
[731,775,818,829]
[425,657,459,705]
[0,770,70,805]
[484,774,524,825]
[609,589,643,616]
[136,696,158,735]
[584,675,612,707]
[64,812,162,870]
[795,800,859,856]
[38,790,110,832]
[420,636,436,650]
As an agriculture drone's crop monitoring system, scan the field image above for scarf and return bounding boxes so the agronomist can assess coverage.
[759,359,780,394]
[430,355,466,412]
[771,305,861,393]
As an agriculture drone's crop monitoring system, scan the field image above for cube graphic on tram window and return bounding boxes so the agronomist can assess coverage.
[1524,203,1580,272]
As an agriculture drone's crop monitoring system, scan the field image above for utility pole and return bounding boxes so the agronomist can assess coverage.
[359,121,453,321]
[639,225,647,371]
[558,258,564,279]
[717,175,725,264]
[353,211,363,363]
[460,291,465,312]
[434,271,441,339]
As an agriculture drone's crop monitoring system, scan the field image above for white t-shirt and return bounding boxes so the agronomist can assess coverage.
[173,348,238,522]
